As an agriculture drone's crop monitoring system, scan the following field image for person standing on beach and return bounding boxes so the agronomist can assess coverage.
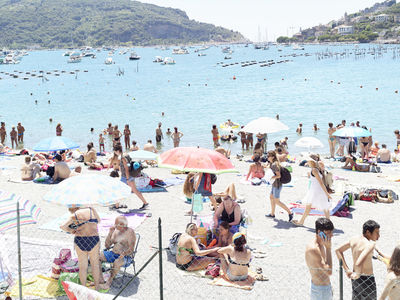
[394,130,400,149]
[156,122,163,143]
[99,134,105,153]
[17,122,25,143]
[0,122,6,145]
[107,123,114,135]
[328,123,336,158]
[305,218,334,300]
[211,125,219,147]
[265,150,293,222]
[123,124,131,150]
[113,125,122,146]
[293,160,332,226]
[171,127,183,147]
[56,123,63,136]
[10,126,18,148]
[336,220,385,300]
[247,132,253,148]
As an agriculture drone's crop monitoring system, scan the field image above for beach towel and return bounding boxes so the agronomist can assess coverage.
[163,177,185,187]
[209,270,256,290]
[290,194,351,217]
[138,185,167,193]
[10,275,63,298]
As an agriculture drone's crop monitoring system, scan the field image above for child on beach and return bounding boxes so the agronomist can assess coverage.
[99,134,105,153]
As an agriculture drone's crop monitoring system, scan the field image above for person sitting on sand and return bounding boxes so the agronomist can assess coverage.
[376,144,391,163]
[130,140,139,151]
[215,146,231,158]
[99,216,136,289]
[176,223,220,271]
[213,194,241,233]
[246,155,265,180]
[216,221,233,247]
[217,233,251,282]
[380,245,400,300]
[84,142,97,164]
[370,141,380,157]
[342,154,371,172]
[276,147,288,162]
[21,156,41,181]
[392,149,400,162]
[53,154,71,182]
[108,152,120,172]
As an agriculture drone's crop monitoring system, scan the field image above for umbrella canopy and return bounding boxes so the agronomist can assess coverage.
[43,174,131,207]
[33,136,79,152]
[294,137,324,149]
[157,147,237,174]
[0,190,41,233]
[242,117,289,134]
[333,127,371,138]
[128,150,158,160]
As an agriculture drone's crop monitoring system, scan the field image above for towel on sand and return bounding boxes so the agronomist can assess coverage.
[138,185,167,193]
[290,195,350,217]
[10,275,62,298]
[209,272,256,290]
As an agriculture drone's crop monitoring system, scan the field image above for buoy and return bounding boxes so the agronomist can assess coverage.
[304,78,307,81]
[233,76,236,80]
[337,82,341,84]
[360,86,363,88]
[395,90,398,94]
[376,88,378,91]
[330,80,333,83]
[132,97,135,101]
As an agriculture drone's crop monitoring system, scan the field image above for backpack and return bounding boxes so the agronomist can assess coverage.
[168,233,182,256]
[124,155,142,177]
[280,167,291,184]
[210,174,217,184]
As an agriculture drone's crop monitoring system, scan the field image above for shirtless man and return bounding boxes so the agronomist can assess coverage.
[143,140,157,153]
[53,154,71,182]
[305,218,334,300]
[10,126,18,148]
[211,125,219,147]
[376,144,391,163]
[99,216,136,289]
[155,122,163,143]
[336,220,384,300]
[17,122,25,143]
[296,123,303,134]
[0,122,6,145]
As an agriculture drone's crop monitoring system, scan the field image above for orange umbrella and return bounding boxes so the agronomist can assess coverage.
[157,147,237,174]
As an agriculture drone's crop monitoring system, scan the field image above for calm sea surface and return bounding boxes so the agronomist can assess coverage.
[1,44,399,154]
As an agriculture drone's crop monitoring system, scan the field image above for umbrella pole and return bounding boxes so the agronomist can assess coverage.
[17,201,22,300]
[190,193,194,223]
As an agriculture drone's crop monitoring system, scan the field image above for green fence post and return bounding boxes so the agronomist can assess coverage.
[158,218,163,300]
[339,260,344,300]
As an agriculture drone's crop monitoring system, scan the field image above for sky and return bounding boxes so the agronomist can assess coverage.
[137,0,381,41]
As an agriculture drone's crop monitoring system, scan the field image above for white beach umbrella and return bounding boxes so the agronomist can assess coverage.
[294,137,324,150]
[242,117,289,134]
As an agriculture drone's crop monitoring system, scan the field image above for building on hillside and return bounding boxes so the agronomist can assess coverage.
[351,16,369,23]
[337,25,354,35]
[315,31,326,37]
[394,15,400,23]
[375,14,392,22]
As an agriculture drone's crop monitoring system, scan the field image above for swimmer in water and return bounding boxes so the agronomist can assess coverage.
[48,100,50,104]
[166,128,172,135]
[35,100,38,104]
[49,118,53,122]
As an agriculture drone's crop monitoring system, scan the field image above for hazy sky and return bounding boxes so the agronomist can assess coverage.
[138,0,380,41]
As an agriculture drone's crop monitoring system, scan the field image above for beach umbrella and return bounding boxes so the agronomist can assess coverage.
[0,190,41,233]
[157,147,237,174]
[43,174,131,207]
[33,136,79,152]
[241,117,289,134]
[128,150,158,161]
[294,137,324,150]
[333,127,371,138]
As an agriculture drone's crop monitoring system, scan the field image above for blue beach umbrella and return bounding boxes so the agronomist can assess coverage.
[333,127,371,138]
[33,136,79,152]
[128,150,158,160]
[43,174,131,207]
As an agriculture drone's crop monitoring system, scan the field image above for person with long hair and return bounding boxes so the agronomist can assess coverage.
[183,172,217,213]
[246,154,265,180]
[265,150,293,221]
[293,160,332,226]
[176,223,219,271]
[218,232,251,281]
[56,123,63,136]
[380,246,400,300]
[328,123,336,158]
[123,124,131,150]
[171,127,183,147]
[213,195,241,232]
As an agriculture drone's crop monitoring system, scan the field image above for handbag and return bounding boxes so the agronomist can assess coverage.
[51,249,72,279]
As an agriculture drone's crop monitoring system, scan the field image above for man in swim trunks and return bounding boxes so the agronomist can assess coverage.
[336,220,386,300]
[17,122,25,143]
[53,154,71,182]
[0,122,6,145]
[211,125,219,147]
[99,216,136,289]
[112,125,122,146]
[376,144,391,163]
[305,218,334,300]
[155,122,163,143]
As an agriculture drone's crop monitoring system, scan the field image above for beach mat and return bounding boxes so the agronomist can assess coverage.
[163,176,185,187]
[138,185,167,193]
[39,212,147,235]
[10,275,63,298]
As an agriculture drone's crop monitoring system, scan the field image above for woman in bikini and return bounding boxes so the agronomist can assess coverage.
[56,123,63,136]
[123,124,131,150]
[328,123,336,158]
[171,127,183,148]
[359,135,370,160]
[60,207,102,291]
[176,223,219,271]
[217,233,251,281]
[112,125,122,146]
[246,155,265,181]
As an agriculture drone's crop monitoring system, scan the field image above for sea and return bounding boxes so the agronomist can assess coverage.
[1,44,400,155]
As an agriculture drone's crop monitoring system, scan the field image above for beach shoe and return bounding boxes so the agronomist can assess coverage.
[237,199,246,204]
[288,213,294,222]
[265,214,275,218]
[255,274,269,281]
[139,203,149,210]
[256,267,263,274]
[292,220,304,227]
[109,204,119,210]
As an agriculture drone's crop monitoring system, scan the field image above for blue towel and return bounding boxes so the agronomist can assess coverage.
[138,185,167,193]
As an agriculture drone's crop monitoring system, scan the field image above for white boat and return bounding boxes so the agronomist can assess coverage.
[222,46,231,53]
[3,54,20,64]
[105,57,113,65]
[292,44,304,50]
[67,56,81,63]
[161,57,176,65]
[153,56,163,63]
[172,48,189,55]
[82,52,96,58]
[198,53,206,57]
[129,52,141,60]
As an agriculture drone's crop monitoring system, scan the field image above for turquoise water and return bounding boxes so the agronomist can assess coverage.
[1,44,399,154]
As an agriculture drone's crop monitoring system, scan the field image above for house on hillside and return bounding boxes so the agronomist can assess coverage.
[351,16,369,23]
[394,15,400,23]
[337,25,354,35]
[375,14,392,22]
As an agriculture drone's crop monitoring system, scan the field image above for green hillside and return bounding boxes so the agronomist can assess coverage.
[0,0,244,48]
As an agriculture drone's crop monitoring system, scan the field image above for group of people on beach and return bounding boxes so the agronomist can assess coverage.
[0,121,25,149]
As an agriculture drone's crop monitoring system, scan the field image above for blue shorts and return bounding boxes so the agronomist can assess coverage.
[270,185,282,198]
[103,250,133,266]
[310,282,332,300]
[120,176,134,184]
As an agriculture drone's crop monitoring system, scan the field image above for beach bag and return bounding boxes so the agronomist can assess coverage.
[205,263,220,278]
[192,193,204,213]
[370,165,381,173]
[51,249,72,279]
[280,167,291,184]
[60,258,79,273]
[211,174,217,184]
[168,233,182,256]
[135,174,150,189]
